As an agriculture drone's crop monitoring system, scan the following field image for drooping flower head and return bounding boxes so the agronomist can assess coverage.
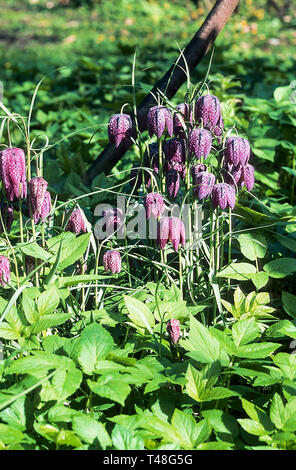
[166,318,181,344]
[224,137,250,167]
[191,164,207,179]
[33,190,51,224]
[108,113,133,148]
[223,163,243,186]
[195,94,223,136]
[28,176,48,216]
[192,171,215,200]
[173,103,193,138]
[0,255,10,287]
[157,216,186,251]
[102,207,124,237]
[163,138,186,165]
[103,250,121,274]
[144,193,165,219]
[0,147,27,201]
[147,106,173,139]
[166,168,180,199]
[188,128,212,160]
[240,163,255,191]
[65,208,87,235]
[212,183,236,210]
[0,203,13,234]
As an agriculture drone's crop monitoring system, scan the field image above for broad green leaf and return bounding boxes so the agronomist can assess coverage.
[72,415,111,448]
[123,295,155,334]
[171,409,210,449]
[88,376,131,406]
[251,272,269,290]
[180,315,229,365]
[28,313,71,334]
[264,258,296,278]
[76,323,114,375]
[270,393,285,430]
[37,287,60,315]
[201,409,239,438]
[282,291,296,319]
[47,232,91,270]
[237,419,268,436]
[51,360,82,401]
[241,398,273,432]
[235,342,281,359]
[216,262,256,281]
[111,424,145,450]
[238,232,267,261]
[232,318,260,348]
[18,242,53,262]
[273,353,296,380]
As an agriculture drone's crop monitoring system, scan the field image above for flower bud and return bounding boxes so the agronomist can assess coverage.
[103,250,121,274]
[28,176,48,216]
[33,190,51,224]
[0,255,10,287]
[166,318,181,344]
[173,103,193,138]
[108,113,133,148]
[241,163,255,191]
[163,138,186,165]
[102,207,124,237]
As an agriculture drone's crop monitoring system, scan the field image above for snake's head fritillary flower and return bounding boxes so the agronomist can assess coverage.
[0,203,13,234]
[33,190,51,224]
[195,94,223,133]
[103,250,121,274]
[191,164,207,180]
[144,192,165,219]
[163,138,186,165]
[192,171,215,200]
[166,168,180,198]
[0,256,10,287]
[108,113,133,148]
[166,318,181,344]
[28,176,48,216]
[173,103,193,138]
[188,128,212,160]
[102,207,124,237]
[157,216,186,251]
[0,147,27,201]
[147,106,173,139]
[212,183,236,210]
[241,163,255,191]
[224,137,250,167]
[65,208,87,235]
[223,163,243,186]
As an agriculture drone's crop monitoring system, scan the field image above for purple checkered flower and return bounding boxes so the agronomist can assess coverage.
[192,171,215,200]
[173,103,193,138]
[28,176,48,216]
[102,207,124,236]
[65,208,87,235]
[224,137,250,167]
[166,168,180,198]
[33,190,51,224]
[166,318,181,344]
[103,250,121,274]
[195,94,223,135]
[163,138,186,165]
[223,163,243,186]
[0,203,13,234]
[188,128,212,160]
[108,113,133,148]
[147,106,173,139]
[212,183,236,210]
[144,192,165,219]
[0,147,27,201]
[0,255,10,287]
[241,163,255,191]
[157,216,186,251]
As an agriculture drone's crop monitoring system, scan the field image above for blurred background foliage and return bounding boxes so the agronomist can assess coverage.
[0,0,295,214]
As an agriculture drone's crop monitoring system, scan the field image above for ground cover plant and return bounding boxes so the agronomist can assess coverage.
[0,0,296,451]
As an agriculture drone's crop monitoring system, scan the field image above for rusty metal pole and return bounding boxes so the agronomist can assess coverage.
[84,0,240,185]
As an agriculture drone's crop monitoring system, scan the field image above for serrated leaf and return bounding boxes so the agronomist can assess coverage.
[123,295,155,334]
[76,323,114,375]
[216,262,256,281]
[238,232,267,261]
